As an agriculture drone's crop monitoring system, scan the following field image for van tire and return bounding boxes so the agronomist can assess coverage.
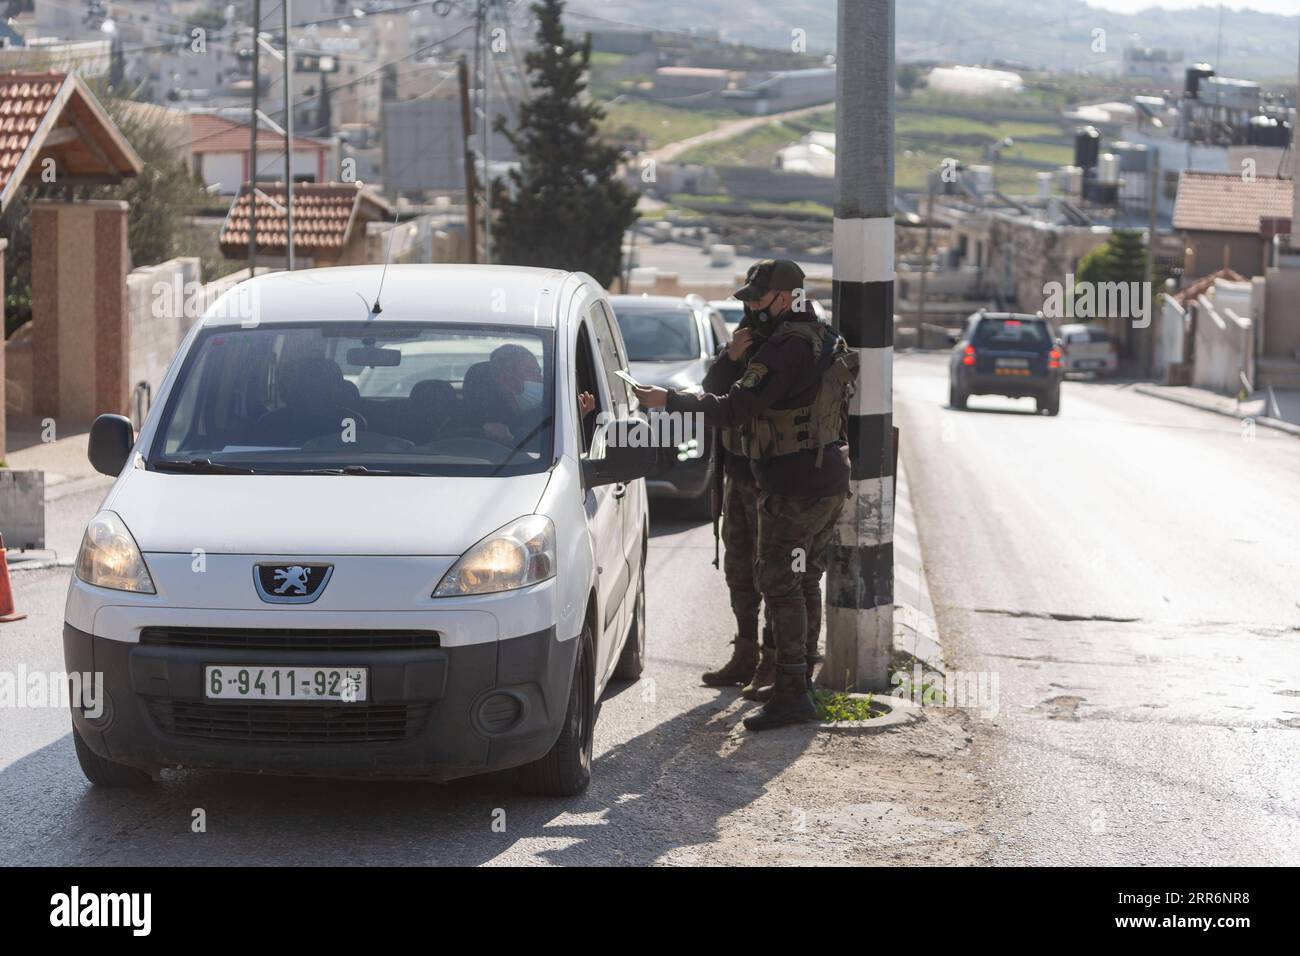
[613,563,646,681]
[73,726,153,788]
[1039,390,1060,416]
[517,621,594,797]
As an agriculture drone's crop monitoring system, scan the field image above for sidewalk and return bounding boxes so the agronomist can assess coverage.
[4,415,108,571]
[1134,383,1300,437]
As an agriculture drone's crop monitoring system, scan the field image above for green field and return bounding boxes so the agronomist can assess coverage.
[598,99,748,151]
[657,103,1071,196]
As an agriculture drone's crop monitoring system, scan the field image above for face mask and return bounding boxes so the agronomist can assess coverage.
[518,379,544,410]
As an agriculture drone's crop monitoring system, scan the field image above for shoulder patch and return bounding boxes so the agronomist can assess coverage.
[739,362,769,389]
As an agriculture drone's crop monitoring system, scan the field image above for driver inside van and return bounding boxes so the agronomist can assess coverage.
[482,344,594,443]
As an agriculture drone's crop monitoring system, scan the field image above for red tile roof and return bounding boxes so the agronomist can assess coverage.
[1172,170,1294,235]
[1172,268,1245,306]
[189,113,329,155]
[0,73,64,199]
[0,70,143,213]
[219,182,392,259]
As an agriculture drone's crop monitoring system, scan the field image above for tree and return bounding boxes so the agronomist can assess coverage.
[490,0,638,286]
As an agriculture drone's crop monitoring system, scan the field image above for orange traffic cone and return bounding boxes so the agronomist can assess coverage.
[0,533,27,623]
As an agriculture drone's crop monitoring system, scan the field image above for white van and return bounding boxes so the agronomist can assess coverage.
[63,264,655,796]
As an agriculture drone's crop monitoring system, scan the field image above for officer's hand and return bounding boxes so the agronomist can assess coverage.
[727,328,753,361]
[577,391,596,418]
[633,385,669,408]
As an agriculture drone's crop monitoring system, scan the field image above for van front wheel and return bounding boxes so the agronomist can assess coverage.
[73,726,154,788]
[517,622,594,797]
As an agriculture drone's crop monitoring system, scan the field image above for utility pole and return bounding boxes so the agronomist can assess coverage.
[458,56,479,263]
[249,0,260,273]
[1142,148,1160,376]
[283,0,294,271]
[479,0,492,263]
[914,172,936,349]
[826,0,895,692]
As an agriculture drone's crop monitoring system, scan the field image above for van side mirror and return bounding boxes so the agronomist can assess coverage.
[88,414,135,476]
[582,418,658,487]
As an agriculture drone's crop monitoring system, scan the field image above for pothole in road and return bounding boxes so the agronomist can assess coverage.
[1034,695,1087,720]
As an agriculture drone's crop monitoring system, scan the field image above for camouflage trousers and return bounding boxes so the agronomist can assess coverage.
[755,491,845,672]
[721,472,764,644]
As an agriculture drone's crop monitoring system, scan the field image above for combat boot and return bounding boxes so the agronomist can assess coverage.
[742,665,818,732]
[741,628,777,701]
[805,652,823,689]
[701,635,759,686]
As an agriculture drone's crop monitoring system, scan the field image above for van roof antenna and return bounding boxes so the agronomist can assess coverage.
[370,205,402,315]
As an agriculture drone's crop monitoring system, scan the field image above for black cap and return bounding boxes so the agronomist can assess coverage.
[734,258,805,302]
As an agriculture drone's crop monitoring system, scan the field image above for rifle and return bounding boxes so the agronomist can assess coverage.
[710,428,725,569]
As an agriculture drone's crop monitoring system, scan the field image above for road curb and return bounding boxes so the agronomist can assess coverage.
[892,456,945,672]
[1133,383,1300,437]
[7,557,73,573]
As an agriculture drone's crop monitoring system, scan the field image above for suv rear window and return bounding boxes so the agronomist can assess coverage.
[974,317,1050,348]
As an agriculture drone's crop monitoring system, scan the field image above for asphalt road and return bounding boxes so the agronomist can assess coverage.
[895,352,1300,865]
[4,353,1295,866]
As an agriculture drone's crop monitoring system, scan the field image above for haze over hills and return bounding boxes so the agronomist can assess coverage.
[569,0,1300,81]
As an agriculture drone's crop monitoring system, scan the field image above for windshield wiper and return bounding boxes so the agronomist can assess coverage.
[291,465,420,476]
[153,457,256,474]
[489,417,552,477]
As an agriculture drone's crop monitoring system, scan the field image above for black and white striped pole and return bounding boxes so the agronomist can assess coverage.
[825,0,895,691]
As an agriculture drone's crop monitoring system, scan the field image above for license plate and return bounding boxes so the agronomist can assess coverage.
[204,665,369,702]
[1078,359,1102,369]
[994,368,1031,376]
[996,357,1029,368]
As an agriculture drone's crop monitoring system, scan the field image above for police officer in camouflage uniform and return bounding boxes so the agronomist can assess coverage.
[700,296,777,700]
[636,259,856,731]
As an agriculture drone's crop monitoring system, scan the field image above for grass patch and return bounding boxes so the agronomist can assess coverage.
[599,99,746,151]
[813,690,879,722]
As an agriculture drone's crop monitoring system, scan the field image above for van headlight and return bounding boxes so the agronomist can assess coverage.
[433,515,556,597]
[74,511,155,594]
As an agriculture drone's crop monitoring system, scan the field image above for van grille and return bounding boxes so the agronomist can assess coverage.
[146,699,432,743]
[139,627,440,652]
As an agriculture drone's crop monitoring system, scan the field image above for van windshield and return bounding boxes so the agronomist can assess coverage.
[149,322,555,476]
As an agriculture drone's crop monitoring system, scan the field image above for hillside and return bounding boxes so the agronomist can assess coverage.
[569,0,1300,82]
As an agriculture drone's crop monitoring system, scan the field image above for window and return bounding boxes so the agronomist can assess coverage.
[574,322,601,454]
[150,322,555,476]
[974,317,1050,348]
[612,305,701,362]
[590,302,633,410]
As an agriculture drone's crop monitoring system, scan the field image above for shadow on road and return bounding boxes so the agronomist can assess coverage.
[0,689,808,866]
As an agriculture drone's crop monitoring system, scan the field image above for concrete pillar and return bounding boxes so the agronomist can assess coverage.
[31,200,131,425]
[826,0,896,691]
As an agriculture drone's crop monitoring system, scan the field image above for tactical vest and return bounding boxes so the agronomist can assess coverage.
[736,321,857,468]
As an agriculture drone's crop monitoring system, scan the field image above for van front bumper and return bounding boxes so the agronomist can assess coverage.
[63,623,577,781]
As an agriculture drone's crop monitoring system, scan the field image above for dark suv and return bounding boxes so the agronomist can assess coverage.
[949,312,1063,416]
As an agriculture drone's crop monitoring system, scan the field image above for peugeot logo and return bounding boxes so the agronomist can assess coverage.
[254,563,333,604]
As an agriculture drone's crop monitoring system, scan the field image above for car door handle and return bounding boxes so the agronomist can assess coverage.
[612,483,627,499]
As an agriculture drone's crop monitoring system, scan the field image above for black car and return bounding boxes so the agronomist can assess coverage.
[949,312,1063,416]
[608,294,730,514]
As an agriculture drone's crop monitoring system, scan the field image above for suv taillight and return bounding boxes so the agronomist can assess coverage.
[962,345,976,366]
[1049,348,1062,369]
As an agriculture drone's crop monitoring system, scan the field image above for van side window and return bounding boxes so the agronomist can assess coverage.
[574,322,601,454]
[590,302,632,412]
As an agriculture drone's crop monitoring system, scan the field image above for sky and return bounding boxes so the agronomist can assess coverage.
[1085,0,1300,14]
